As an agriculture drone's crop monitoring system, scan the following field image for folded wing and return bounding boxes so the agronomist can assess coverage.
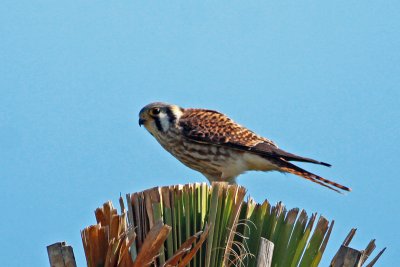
[179,108,330,167]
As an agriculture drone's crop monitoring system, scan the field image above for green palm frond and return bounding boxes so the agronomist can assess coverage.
[81,182,383,267]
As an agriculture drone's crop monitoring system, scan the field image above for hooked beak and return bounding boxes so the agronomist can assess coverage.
[138,118,146,127]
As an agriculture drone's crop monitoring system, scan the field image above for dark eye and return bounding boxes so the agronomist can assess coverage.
[150,108,160,116]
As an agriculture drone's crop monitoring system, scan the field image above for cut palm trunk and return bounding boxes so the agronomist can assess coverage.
[79,182,384,267]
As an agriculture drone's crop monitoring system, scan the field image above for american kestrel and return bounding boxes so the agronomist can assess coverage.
[138,102,351,193]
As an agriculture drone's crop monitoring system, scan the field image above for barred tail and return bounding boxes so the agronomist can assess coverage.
[275,159,351,193]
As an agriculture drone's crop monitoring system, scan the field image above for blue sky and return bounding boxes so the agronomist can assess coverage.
[1,1,399,266]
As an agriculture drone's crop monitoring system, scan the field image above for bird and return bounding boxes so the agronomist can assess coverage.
[138,102,351,193]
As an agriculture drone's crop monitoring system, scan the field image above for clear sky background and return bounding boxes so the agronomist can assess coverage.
[1,1,399,266]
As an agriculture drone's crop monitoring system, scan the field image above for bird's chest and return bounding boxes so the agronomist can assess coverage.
[155,131,246,175]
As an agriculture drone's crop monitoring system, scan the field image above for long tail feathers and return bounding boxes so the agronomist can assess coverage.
[275,159,351,193]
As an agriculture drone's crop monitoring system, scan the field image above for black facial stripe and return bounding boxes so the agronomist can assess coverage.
[154,117,163,132]
[166,107,177,124]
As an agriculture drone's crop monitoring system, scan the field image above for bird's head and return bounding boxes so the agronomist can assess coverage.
[138,102,184,136]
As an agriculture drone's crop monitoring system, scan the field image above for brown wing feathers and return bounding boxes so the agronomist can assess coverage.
[180,109,330,167]
[180,108,351,193]
[180,108,278,147]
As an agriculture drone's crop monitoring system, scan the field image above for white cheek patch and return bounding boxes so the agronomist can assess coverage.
[158,112,170,132]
